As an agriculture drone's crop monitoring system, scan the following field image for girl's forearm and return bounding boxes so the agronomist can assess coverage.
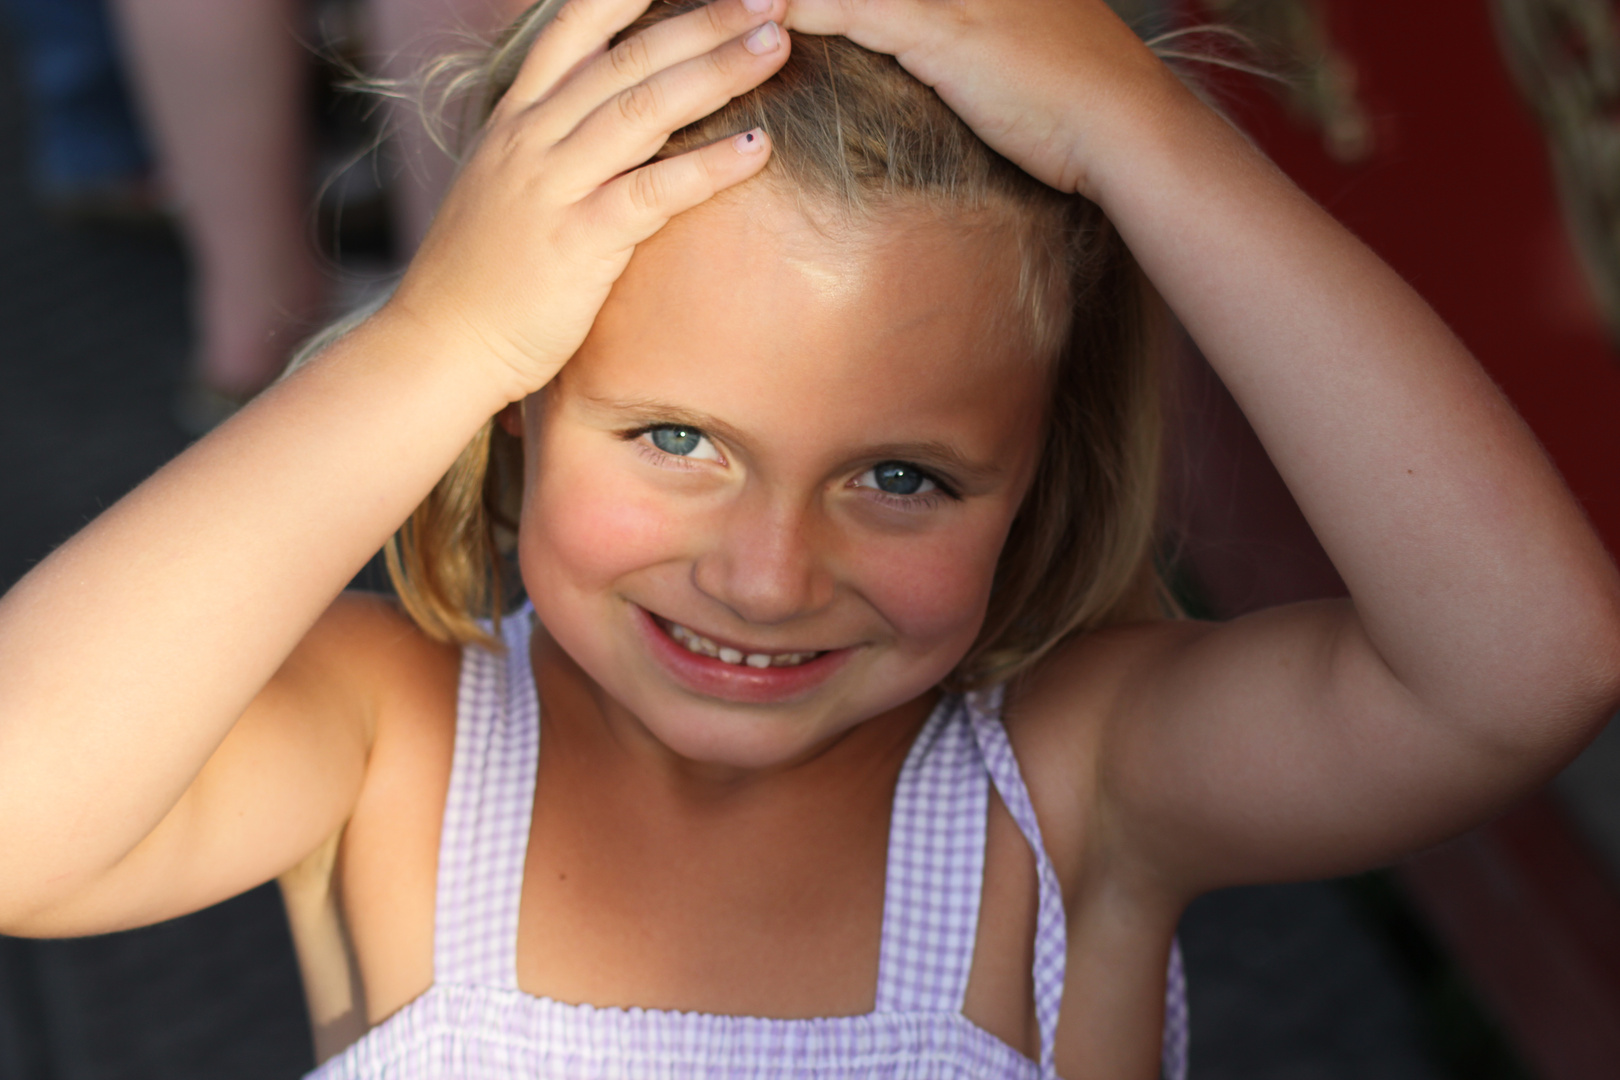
[0,309,512,921]
[1095,85,1620,745]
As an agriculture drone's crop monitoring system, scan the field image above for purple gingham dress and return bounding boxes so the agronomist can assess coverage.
[308,611,1190,1080]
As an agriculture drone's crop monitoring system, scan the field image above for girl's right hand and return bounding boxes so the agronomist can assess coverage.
[388,0,790,402]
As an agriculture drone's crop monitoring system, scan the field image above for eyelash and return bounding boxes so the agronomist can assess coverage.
[622,424,960,508]
[850,467,958,511]
[623,424,724,470]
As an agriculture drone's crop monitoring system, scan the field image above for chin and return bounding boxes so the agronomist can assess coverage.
[634,701,850,771]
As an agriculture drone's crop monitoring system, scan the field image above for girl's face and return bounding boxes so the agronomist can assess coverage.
[515,187,1049,773]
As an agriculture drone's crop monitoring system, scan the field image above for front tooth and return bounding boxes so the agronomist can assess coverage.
[718,646,744,665]
[745,654,771,669]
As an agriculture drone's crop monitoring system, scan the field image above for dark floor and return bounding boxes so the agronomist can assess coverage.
[0,16,1476,1080]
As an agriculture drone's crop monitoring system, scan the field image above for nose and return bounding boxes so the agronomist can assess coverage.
[691,489,836,627]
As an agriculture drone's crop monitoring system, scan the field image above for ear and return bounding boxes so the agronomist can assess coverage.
[496,400,525,438]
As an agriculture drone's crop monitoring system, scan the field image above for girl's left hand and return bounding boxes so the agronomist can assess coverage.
[783,0,1180,200]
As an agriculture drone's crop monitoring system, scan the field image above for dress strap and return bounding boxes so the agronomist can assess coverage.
[1162,937,1190,1080]
[874,696,989,1015]
[964,688,1068,1076]
[432,609,541,989]
[967,687,1193,1080]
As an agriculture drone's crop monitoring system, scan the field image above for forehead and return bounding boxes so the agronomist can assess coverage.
[563,187,1046,460]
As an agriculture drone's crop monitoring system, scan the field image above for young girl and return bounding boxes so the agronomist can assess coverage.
[2,0,1617,1077]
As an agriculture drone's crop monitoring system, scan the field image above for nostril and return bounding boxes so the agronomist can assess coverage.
[689,501,837,624]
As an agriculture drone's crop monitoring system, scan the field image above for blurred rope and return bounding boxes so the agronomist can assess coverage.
[1493,0,1620,347]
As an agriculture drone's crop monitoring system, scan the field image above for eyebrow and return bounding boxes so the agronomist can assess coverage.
[581,395,1006,487]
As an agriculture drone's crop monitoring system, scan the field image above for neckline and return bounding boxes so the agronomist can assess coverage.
[431,611,1030,1043]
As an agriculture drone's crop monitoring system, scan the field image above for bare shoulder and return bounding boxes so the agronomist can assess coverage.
[1004,596,1581,895]
[275,591,461,845]
[305,596,462,1027]
[998,619,1207,889]
[333,592,461,789]
[284,593,460,738]
[272,592,459,903]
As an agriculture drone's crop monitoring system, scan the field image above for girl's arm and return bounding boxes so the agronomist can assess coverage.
[0,0,790,936]
[1061,91,1620,886]
[787,0,1620,887]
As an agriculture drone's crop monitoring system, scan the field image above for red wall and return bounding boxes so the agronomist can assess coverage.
[1213,0,1620,558]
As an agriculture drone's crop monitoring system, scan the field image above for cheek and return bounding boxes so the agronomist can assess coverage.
[850,520,1009,656]
[519,442,683,596]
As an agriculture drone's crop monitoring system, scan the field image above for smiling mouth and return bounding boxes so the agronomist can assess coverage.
[658,618,826,670]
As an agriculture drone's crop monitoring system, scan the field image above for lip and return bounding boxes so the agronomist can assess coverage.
[632,605,855,705]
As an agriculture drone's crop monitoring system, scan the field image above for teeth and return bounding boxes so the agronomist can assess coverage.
[665,621,820,669]
[668,623,720,658]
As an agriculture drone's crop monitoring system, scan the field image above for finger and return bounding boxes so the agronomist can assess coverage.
[780,0,923,57]
[587,128,773,249]
[498,0,655,110]
[548,20,789,196]
[540,0,787,136]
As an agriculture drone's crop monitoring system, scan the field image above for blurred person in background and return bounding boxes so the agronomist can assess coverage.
[107,0,529,429]
[0,0,154,219]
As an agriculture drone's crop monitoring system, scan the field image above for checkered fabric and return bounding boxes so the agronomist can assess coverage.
[963,689,1067,1075]
[1163,938,1190,1080]
[875,698,988,1016]
[964,688,1190,1080]
[306,610,1190,1080]
[432,619,539,990]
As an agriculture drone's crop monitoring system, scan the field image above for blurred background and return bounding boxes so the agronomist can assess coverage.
[0,0,1617,1077]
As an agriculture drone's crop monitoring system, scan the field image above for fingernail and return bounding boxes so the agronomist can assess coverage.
[744,20,780,54]
[733,128,767,154]
[742,0,771,13]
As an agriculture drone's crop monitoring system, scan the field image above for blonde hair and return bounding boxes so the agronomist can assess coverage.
[331,0,1179,687]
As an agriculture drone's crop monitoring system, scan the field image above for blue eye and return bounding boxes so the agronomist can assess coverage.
[856,462,937,497]
[873,463,926,495]
[650,427,701,455]
[643,426,722,462]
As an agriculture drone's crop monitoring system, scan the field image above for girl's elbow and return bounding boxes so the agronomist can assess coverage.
[1581,608,1620,728]
[1528,587,1620,757]
[1459,589,1620,769]
[1576,574,1620,710]
[0,885,63,939]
